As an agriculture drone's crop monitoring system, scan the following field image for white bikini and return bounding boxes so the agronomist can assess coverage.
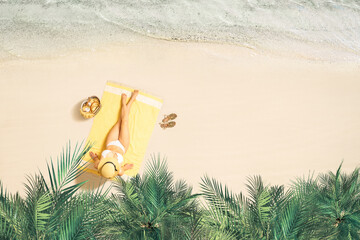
[101,140,125,164]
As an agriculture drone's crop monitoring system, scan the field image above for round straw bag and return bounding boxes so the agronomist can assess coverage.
[80,96,102,119]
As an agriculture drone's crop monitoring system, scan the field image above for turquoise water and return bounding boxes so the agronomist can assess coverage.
[0,0,359,62]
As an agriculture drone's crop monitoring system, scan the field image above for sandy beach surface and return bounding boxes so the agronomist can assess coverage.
[1,39,360,195]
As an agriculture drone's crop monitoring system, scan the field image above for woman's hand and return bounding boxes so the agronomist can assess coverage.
[123,163,134,171]
[90,152,100,169]
[89,151,98,160]
[118,163,134,176]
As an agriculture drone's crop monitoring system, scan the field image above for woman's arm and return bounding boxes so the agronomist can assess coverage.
[118,168,125,176]
[117,163,134,176]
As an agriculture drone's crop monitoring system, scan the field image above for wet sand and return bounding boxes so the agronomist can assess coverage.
[1,39,360,195]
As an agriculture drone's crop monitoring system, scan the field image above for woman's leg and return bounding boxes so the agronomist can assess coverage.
[119,90,138,152]
[105,90,138,149]
[92,91,137,167]
[105,96,124,146]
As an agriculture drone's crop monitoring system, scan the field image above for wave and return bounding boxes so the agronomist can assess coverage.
[0,0,359,62]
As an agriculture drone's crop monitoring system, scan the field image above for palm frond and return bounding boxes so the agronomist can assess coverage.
[18,174,51,239]
[245,175,271,236]
[200,175,246,239]
[274,198,308,239]
[43,140,92,195]
[107,154,201,239]
[0,180,21,239]
[41,141,93,234]
[58,203,87,240]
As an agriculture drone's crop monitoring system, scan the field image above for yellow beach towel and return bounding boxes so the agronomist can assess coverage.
[82,82,162,177]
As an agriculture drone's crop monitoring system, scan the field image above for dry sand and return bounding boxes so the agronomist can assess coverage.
[1,39,360,195]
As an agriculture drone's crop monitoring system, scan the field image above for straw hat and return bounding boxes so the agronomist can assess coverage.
[98,157,120,179]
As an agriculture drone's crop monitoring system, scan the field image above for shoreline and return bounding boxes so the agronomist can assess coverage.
[1,36,360,66]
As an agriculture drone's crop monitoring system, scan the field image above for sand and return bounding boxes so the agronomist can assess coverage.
[1,39,360,195]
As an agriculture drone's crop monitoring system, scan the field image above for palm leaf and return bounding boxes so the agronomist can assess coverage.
[58,203,87,240]
[200,175,246,239]
[0,181,21,239]
[43,140,92,195]
[106,154,200,239]
[21,174,52,239]
[245,175,271,237]
[40,141,93,234]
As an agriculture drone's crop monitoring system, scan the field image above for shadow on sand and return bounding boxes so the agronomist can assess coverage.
[72,99,88,122]
[76,170,110,191]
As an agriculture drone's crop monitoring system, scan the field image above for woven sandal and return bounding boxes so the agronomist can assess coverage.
[159,121,176,129]
[162,113,177,123]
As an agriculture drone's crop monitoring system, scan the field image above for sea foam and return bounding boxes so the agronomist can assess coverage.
[0,0,359,62]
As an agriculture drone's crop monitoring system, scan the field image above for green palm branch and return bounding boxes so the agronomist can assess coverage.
[0,141,111,240]
[21,174,51,239]
[106,154,202,240]
[57,182,111,240]
[42,140,94,236]
[309,164,360,239]
[2,140,360,240]
[272,192,309,239]
[200,175,246,239]
[0,180,23,239]
[201,175,312,239]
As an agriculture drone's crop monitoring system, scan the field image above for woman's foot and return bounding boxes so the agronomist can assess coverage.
[121,90,139,106]
[121,90,139,119]
[128,90,139,106]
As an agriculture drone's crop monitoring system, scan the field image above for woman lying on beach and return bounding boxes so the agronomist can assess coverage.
[89,90,139,179]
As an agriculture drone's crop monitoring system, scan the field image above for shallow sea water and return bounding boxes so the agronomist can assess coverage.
[0,0,359,62]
